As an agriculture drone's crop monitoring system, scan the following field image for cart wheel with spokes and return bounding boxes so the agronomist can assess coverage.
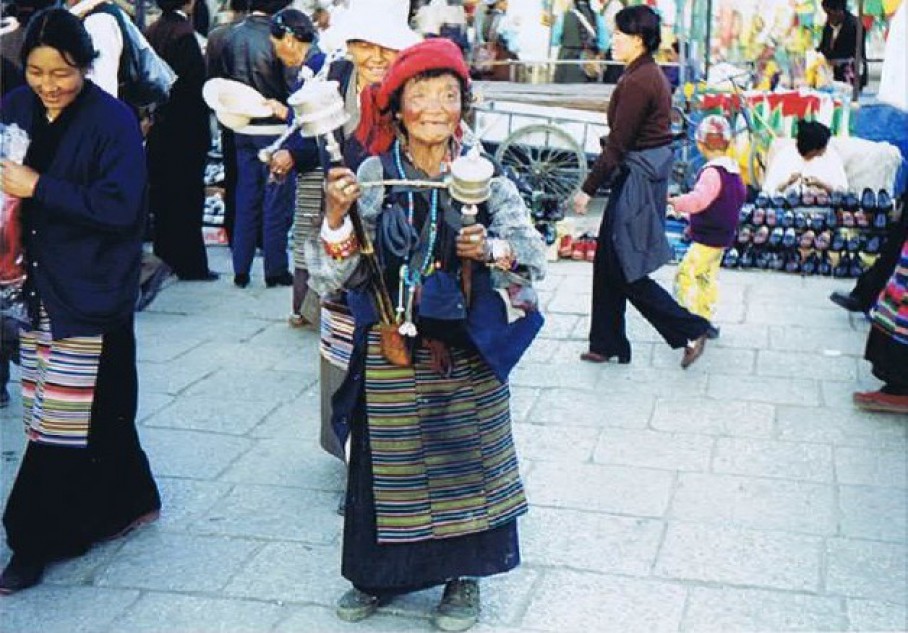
[494,124,588,202]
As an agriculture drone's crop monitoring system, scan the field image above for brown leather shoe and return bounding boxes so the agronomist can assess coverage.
[580,351,630,364]
[681,334,708,369]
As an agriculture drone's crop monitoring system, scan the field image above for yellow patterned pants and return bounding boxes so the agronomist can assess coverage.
[674,242,724,321]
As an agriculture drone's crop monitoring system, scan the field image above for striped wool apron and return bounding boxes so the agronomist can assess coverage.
[19,308,103,448]
[363,329,527,544]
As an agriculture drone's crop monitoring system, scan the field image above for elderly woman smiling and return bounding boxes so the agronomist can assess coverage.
[315,38,546,633]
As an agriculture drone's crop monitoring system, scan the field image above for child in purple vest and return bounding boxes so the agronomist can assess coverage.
[668,115,746,336]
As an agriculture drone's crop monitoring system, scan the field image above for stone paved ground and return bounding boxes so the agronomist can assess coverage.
[1,244,906,633]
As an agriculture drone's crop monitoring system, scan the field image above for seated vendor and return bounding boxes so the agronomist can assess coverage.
[762,120,848,194]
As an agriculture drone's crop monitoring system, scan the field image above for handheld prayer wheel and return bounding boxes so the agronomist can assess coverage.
[449,147,495,306]
[449,147,494,206]
[257,80,349,164]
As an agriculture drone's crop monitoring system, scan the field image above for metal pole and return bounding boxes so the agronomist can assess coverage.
[703,0,713,81]
[676,0,688,86]
[853,0,864,104]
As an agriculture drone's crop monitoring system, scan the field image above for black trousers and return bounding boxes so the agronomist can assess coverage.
[148,138,211,280]
[589,197,709,359]
[220,126,238,246]
[852,198,908,310]
[3,319,160,562]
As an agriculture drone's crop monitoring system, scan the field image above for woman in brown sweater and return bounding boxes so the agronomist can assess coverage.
[572,5,710,369]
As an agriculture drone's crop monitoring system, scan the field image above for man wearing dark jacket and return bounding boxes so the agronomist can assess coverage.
[818,0,867,87]
[206,0,249,247]
[217,0,294,289]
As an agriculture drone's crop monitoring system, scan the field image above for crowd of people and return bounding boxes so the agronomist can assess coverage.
[0,2,905,632]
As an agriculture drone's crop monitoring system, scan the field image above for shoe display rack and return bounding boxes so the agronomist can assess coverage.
[669,188,900,277]
[202,132,228,245]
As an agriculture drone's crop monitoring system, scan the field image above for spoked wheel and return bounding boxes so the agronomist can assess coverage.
[494,124,588,201]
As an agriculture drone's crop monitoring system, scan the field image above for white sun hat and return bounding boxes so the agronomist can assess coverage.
[0,16,20,36]
[202,78,273,132]
[338,0,422,52]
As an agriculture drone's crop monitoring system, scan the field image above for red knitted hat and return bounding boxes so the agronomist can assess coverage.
[355,38,471,155]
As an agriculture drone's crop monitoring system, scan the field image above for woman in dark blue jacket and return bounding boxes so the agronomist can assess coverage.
[0,8,160,594]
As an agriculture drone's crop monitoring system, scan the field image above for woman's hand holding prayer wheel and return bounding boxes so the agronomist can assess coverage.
[456,223,487,262]
[325,167,362,230]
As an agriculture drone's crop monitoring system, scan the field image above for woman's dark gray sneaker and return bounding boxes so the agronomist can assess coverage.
[336,588,386,622]
[432,578,480,632]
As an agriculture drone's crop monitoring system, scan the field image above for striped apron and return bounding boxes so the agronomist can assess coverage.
[363,329,527,544]
[19,308,103,448]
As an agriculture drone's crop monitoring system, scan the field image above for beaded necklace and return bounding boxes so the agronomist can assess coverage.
[393,139,446,335]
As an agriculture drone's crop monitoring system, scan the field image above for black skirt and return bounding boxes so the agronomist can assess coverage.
[3,320,160,562]
[865,324,908,390]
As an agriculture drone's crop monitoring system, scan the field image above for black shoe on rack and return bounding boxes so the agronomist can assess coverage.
[265,271,294,288]
[833,253,852,278]
[784,189,801,208]
[860,188,877,211]
[873,209,890,230]
[842,191,859,210]
[802,252,819,276]
[0,555,45,595]
[784,250,801,274]
[865,235,882,254]
[740,245,756,268]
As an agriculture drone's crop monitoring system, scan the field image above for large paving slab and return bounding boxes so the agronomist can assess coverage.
[1,245,905,632]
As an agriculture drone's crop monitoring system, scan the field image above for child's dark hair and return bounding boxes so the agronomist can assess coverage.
[795,120,832,157]
[20,7,97,70]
